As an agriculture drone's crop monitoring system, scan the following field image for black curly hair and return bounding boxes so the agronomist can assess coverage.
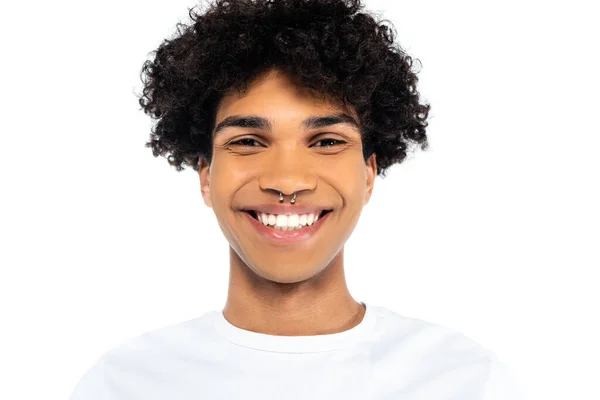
[138,0,430,177]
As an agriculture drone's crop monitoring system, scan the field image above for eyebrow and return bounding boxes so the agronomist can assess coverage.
[212,113,360,136]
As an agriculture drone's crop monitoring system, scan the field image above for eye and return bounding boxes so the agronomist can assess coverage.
[226,137,346,148]
[227,138,263,147]
[312,138,346,147]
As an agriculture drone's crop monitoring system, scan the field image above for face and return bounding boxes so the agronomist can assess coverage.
[198,69,376,284]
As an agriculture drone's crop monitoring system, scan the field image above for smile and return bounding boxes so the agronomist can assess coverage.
[243,210,332,244]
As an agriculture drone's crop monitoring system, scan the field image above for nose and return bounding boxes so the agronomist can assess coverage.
[259,172,317,199]
[257,149,317,199]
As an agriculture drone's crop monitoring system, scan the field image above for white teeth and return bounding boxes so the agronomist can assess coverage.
[288,214,299,227]
[256,211,324,231]
[260,213,269,226]
[275,214,287,229]
[299,214,307,225]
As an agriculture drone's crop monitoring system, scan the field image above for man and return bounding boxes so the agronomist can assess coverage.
[70,0,525,398]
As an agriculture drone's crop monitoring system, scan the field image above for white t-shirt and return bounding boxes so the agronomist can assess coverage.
[70,302,525,399]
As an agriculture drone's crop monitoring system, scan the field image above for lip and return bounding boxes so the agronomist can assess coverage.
[243,210,331,245]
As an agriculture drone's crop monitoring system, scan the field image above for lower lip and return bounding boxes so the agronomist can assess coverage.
[243,211,331,244]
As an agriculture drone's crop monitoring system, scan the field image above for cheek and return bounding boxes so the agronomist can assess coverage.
[212,154,254,181]
[209,156,252,210]
[326,157,367,200]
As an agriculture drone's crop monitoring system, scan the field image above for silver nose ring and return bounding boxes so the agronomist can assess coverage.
[279,192,296,204]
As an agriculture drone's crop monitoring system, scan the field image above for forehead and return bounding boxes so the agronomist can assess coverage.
[215,69,353,122]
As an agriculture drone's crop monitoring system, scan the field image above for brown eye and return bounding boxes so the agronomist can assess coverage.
[228,138,263,147]
[313,138,346,147]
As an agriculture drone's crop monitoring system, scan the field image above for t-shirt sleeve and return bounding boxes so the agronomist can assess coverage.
[69,356,105,400]
[483,354,527,400]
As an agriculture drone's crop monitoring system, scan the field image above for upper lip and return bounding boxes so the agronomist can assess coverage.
[242,204,333,215]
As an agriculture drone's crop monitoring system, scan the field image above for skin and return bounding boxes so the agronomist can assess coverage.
[198,68,376,336]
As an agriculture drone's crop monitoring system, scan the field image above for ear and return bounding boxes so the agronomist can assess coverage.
[364,153,376,205]
[198,157,213,208]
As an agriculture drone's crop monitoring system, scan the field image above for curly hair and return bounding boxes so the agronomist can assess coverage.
[137,0,430,177]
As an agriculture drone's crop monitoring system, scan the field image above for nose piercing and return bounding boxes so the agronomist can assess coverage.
[279,192,296,204]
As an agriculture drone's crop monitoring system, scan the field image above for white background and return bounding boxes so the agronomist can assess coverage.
[0,1,598,399]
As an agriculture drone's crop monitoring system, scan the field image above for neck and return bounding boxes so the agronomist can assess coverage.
[222,248,365,336]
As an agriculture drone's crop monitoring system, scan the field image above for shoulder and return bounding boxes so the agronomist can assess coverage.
[69,312,217,399]
[368,305,526,398]
[482,353,528,399]
[368,305,494,358]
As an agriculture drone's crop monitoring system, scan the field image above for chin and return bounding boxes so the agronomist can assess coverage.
[248,261,328,284]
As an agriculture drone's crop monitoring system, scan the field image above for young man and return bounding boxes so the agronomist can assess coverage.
[70,0,525,398]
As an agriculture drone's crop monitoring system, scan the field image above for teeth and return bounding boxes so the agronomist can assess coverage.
[299,214,307,225]
[256,212,323,231]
